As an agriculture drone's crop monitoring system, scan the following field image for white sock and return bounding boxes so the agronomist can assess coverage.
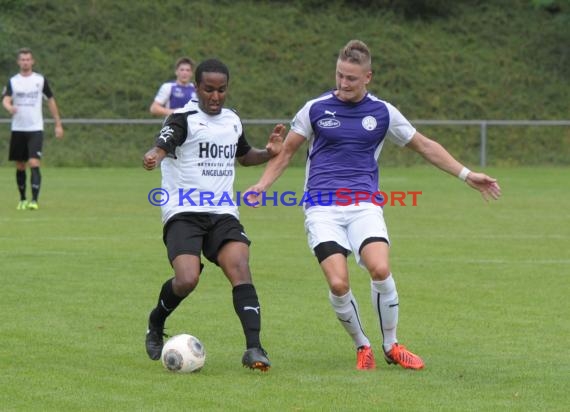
[371,274,399,352]
[329,290,370,349]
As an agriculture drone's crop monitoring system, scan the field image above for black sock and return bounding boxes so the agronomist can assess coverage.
[30,167,41,202]
[16,170,26,200]
[233,283,261,349]
[149,277,185,327]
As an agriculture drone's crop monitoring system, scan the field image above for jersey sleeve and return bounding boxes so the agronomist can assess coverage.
[385,102,416,147]
[42,77,54,99]
[2,81,13,97]
[154,112,189,156]
[290,101,313,139]
[235,132,252,157]
[153,82,171,105]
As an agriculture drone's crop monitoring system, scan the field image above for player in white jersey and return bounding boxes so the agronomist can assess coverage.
[149,56,198,118]
[143,59,285,371]
[2,48,64,210]
[246,40,501,370]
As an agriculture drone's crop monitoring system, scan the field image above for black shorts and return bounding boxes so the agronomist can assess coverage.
[9,131,44,161]
[163,212,251,265]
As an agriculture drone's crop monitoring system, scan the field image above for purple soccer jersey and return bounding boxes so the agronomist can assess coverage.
[168,83,197,109]
[290,91,416,206]
[154,81,197,110]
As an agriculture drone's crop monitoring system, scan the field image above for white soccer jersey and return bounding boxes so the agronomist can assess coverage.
[155,101,251,224]
[3,72,53,131]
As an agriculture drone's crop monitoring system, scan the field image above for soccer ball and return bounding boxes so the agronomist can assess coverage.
[161,334,206,373]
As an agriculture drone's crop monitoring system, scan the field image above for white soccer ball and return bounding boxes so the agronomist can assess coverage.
[161,334,206,373]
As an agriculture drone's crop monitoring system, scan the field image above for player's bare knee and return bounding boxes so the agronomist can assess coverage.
[328,279,350,296]
[223,256,250,274]
[368,263,390,281]
[226,265,253,285]
[174,271,199,294]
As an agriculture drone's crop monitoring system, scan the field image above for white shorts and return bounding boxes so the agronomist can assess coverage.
[304,203,390,265]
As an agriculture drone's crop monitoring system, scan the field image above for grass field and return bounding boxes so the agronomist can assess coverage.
[0,166,568,411]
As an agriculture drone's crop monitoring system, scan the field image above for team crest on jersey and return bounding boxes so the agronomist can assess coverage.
[361,116,377,131]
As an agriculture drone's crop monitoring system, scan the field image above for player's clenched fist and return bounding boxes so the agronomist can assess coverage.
[143,147,166,170]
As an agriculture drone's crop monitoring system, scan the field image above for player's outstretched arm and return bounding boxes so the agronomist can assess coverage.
[464,172,501,201]
[244,130,305,207]
[143,147,167,170]
[406,132,501,201]
[238,124,286,166]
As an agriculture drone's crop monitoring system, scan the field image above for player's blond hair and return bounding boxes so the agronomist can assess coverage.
[338,40,371,70]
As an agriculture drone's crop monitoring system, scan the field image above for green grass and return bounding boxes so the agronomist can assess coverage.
[0,166,568,411]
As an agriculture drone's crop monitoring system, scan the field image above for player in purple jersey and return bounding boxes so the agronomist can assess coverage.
[150,57,198,118]
[143,59,285,372]
[2,48,64,211]
[246,40,501,371]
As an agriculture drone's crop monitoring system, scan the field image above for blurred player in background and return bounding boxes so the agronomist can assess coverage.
[149,56,197,118]
[2,47,64,210]
[143,58,285,371]
[246,39,501,371]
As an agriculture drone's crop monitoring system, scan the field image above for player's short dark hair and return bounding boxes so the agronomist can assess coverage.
[175,56,194,70]
[195,59,230,85]
[17,47,33,57]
